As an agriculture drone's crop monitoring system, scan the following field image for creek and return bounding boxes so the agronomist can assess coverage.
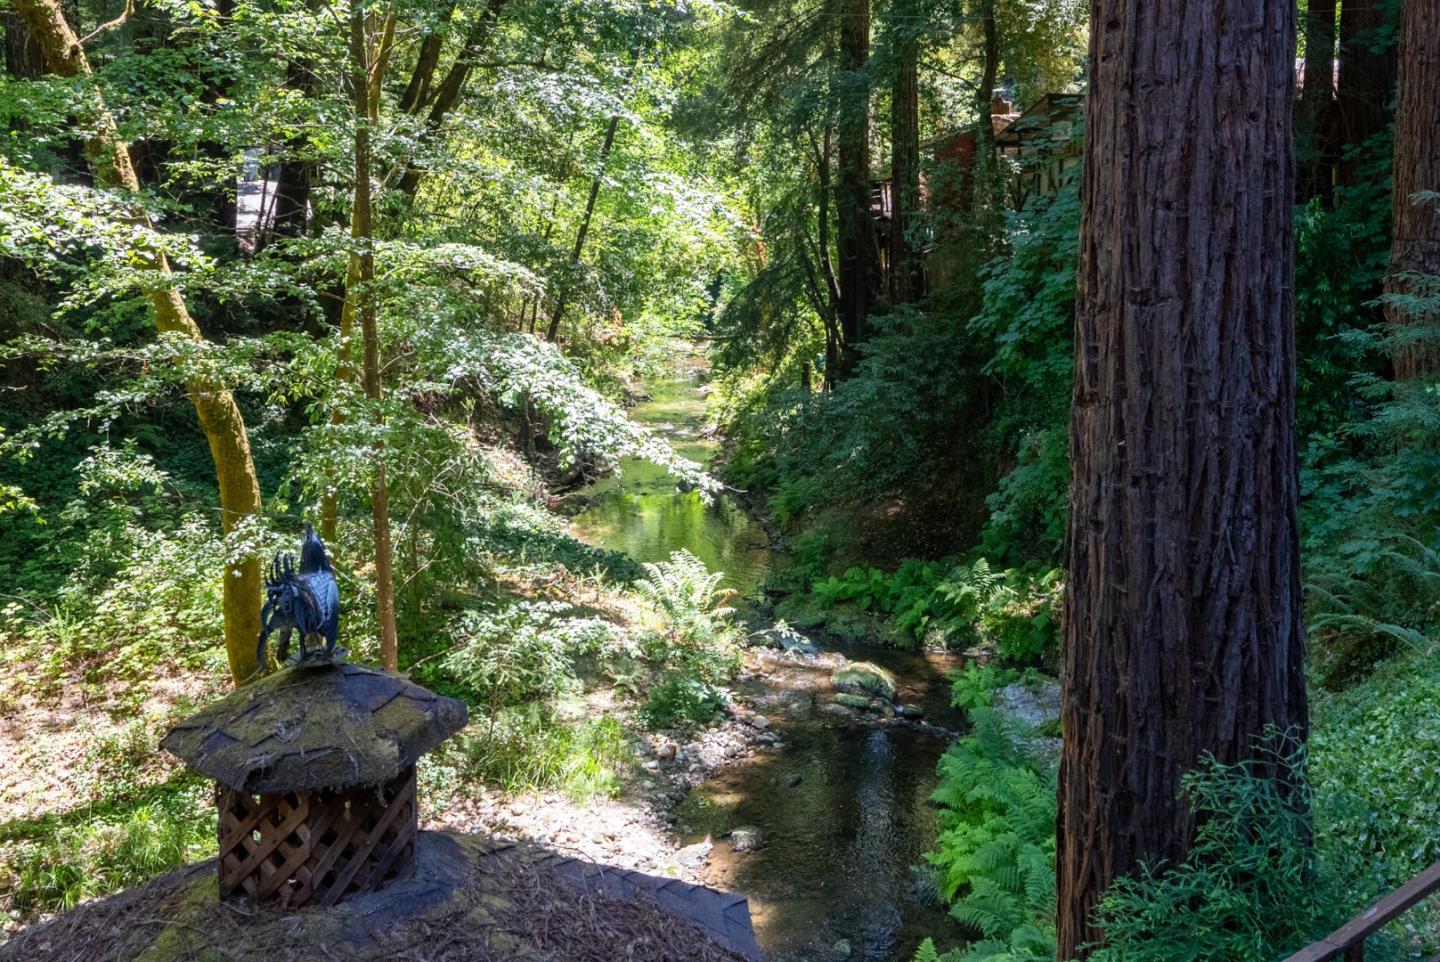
[569,356,967,961]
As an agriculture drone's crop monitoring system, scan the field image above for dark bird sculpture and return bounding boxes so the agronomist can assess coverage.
[257,524,341,668]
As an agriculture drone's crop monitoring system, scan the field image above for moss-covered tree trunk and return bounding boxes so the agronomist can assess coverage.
[13,0,264,685]
[1385,0,1440,381]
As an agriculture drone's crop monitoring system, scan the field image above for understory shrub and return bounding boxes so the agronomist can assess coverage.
[918,662,1059,962]
[447,707,628,798]
[805,557,1062,658]
[432,600,618,709]
[634,550,741,686]
[1089,737,1336,962]
[638,674,729,729]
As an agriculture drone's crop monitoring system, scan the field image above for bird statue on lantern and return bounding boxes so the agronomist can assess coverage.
[256,523,342,668]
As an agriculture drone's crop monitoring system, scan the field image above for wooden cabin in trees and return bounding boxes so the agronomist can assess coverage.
[870,91,1083,297]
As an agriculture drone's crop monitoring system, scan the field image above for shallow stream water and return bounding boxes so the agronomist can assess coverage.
[569,358,966,961]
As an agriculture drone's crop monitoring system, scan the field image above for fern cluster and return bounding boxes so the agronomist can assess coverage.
[920,705,1058,962]
[806,556,1062,656]
[633,550,742,727]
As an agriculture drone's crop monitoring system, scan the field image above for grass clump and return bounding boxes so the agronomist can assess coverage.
[445,708,629,800]
[1,778,215,924]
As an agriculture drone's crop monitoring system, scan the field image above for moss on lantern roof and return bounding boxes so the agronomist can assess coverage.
[160,663,467,794]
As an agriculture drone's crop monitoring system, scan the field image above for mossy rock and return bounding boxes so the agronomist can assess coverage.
[773,594,828,630]
[831,662,897,701]
[833,693,872,710]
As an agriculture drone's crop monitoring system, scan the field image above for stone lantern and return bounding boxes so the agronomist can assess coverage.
[161,662,466,908]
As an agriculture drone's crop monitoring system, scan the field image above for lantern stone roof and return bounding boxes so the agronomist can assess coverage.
[161,663,467,794]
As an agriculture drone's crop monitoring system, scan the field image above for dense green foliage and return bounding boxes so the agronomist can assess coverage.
[3,0,1440,953]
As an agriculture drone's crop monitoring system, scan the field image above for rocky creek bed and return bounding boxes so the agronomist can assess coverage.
[557,358,974,961]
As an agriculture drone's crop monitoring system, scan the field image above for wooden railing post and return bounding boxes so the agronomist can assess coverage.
[1282,859,1440,962]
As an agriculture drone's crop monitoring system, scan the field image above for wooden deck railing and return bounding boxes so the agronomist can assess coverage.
[1282,859,1440,962]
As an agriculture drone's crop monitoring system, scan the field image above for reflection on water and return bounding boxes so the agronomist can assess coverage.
[569,355,966,960]
[569,370,774,597]
[677,645,969,961]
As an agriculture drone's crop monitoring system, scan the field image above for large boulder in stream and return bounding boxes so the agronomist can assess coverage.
[831,662,897,702]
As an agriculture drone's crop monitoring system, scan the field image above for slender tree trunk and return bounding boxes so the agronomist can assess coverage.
[546,112,620,342]
[1056,0,1308,953]
[13,0,264,685]
[349,0,398,669]
[267,55,319,246]
[397,5,454,116]
[395,0,508,200]
[1299,0,1337,201]
[835,0,871,377]
[889,37,921,306]
[1385,0,1440,381]
[1336,0,1397,186]
[967,0,1003,248]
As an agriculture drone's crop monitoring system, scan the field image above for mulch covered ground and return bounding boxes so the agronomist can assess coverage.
[0,833,756,962]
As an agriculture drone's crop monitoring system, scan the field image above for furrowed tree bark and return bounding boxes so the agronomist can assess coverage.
[1056,0,1308,954]
[1298,0,1337,201]
[4,11,43,77]
[889,36,921,306]
[1385,0,1440,381]
[349,0,399,670]
[13,0,265,686]
[1336,0,1397,186]
[835,0,872,377]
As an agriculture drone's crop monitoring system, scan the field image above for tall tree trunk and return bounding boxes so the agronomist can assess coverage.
[1298,0,1337,201]
[349,0,399,669]
[889,37,921,306]
[1336,0,1397,186]
[1385,0,1440,381]
[267,56,319,245]
[1056,0,1308,953]
[967,0,1003,248]
[4,11,42,77]
[394,0,508,200]
[13,0,264,685]
[546,112,620,342]
[835,0,871,377]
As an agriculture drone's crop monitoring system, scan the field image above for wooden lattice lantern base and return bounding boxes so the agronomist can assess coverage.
[162,663,466,909]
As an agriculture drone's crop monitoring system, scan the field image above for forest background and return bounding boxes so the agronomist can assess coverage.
[0,0,1437,957]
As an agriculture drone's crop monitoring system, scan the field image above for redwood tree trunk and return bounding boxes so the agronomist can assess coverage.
[835,0,872,376]
[1056,0,1309,953]
[1336,0,1397,186]
[1298,0,1337,201]
[889,38,921,306]
[1385,0,1440,381]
